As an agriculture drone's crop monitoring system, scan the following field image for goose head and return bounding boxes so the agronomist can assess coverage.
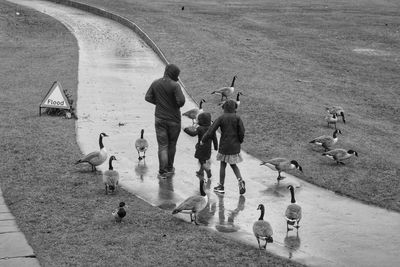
[108,155,117,169]
[99,133,108,149]
[199,99,206,108]
[119,202,126,208]
[257,204,265,220]
[348,150,358,157]
[290,160,303,172]
[333,129,342,137]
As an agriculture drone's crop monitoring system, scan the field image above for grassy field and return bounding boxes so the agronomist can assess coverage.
[0,1,304,266]
[71,0,400,211]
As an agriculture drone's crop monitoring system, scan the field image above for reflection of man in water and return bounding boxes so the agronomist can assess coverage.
[157,176,176,210]
[215,195,245,233]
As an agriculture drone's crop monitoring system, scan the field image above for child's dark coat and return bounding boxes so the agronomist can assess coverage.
[184,112,218,162]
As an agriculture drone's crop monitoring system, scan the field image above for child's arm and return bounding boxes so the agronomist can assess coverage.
[237,116,245,143]
[183,126,198,137]
[212,132,218,150]
[201,117,220,143]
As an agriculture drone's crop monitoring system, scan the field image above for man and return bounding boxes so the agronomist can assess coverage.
[145,64,186,178]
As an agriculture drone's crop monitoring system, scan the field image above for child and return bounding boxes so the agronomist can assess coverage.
[184,112,218,180]
[201,99,246,195]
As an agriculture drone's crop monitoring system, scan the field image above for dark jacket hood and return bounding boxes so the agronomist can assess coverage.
[222,99,237,113]
[197,112,212,126]
[164,64,180,82]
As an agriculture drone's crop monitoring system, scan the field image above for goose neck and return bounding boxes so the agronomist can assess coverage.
[199,180,206,196]
[99,134,104,149]
[258,207,265,220]
[231,76,236,87]
[290,188,296,203]
[108,158,114,170]
[141,129,144,139]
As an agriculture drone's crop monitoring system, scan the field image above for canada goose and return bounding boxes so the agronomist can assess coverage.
[103,156,119,195]
[325,113,338,129]
[309,129,342,151]
[211,75,237,101]
[75,132,108,171]
[253,204,273,253]
[218,92,244,107]
[285,185,302,232]
[172,179,207,225]
[112,202,126,223]
[322,149,358,165]
[260,158,303,181]
[182,99,206,125]
[135,129,149,161]
[326,106,346,123]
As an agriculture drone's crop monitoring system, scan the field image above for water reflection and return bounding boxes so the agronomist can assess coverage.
[215,194,246,233]
[284,231,301,259]
[134,161,148,181]
[157,177,176,210]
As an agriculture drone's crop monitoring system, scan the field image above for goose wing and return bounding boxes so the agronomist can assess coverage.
[79,151,101,163]
[310,135,332,145]
[173,196,206,213]
[103,170,119,184]
[253,220,273,238]
[135,139,148,151]
[285,203,302,221]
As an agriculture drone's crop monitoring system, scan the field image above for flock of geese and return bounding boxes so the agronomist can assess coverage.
[73,75,358,253]
[75,130,149,222]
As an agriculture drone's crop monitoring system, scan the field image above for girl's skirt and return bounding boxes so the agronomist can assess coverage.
[216,152,243,165]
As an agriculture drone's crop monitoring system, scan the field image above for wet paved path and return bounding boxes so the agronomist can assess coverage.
[8,1,400,266]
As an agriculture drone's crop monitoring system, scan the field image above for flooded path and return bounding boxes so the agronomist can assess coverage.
[8,0,400,266]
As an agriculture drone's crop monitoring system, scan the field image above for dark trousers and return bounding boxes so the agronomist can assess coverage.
[155,117,181,173]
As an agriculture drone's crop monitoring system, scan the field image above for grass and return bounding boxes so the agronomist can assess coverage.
[69,0,400,211]
[0,1,304,266]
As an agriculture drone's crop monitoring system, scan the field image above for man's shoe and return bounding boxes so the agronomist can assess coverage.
[213,184,225,194]
[166,167,175,175]
[239,180,246,195]
[157,172,168,179]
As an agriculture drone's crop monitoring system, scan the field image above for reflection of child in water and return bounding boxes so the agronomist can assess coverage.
[215,195,246,233]
[184,112,218,180]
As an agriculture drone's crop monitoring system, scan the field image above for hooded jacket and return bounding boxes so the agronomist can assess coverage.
[184,112,218,161]
[202,100,245,155]
[145,64,186,123]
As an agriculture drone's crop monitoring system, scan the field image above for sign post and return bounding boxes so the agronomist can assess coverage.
[39,81,71,116]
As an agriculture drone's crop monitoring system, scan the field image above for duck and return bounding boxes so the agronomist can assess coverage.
[325,113,338,129]
[218,92,244,107]
[211,75,237,101]
[285,185,302,232]
[260,158,303,181]
[326,106,346,123]
[253,204,273,253]
[75,132,108,171]
[322,149,358,165]
[309,129,342,151]
[112,202,126,223]
[182,99,206,125]
[172,179,207,225]
[135,129,149,161]
[102,156,119,195]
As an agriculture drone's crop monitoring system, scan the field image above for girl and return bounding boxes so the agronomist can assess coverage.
[201,100,246,194]
[184,112,218,180]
